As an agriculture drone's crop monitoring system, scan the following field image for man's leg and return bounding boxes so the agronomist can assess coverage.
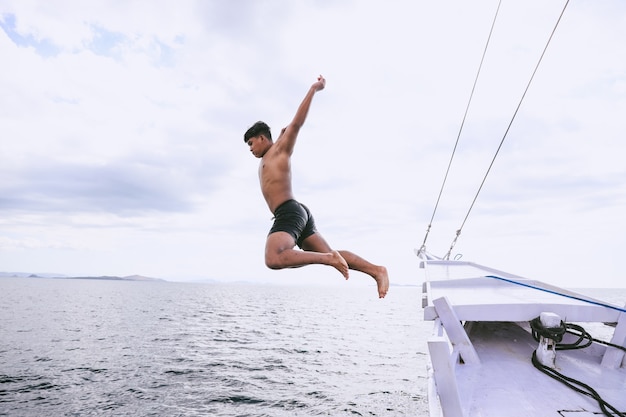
[300,233,389,298]
[264,231,349,278]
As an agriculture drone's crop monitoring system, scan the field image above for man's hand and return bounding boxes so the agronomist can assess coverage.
[278,75,326,155]
[312,75,326,92]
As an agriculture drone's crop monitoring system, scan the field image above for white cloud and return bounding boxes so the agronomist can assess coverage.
[1,0,625,288]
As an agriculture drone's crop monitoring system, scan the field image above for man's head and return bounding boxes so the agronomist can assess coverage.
[244,121,272,143]
[244,121,272,158]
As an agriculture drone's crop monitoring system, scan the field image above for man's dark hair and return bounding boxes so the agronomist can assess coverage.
[244,121,272,143]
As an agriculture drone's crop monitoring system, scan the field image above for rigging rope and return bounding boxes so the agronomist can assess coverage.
[418,0,503,256]
[417,0,569,260]
[443,0,570,260]
[444,0,570,260]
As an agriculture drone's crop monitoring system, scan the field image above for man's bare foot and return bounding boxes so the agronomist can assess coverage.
[329,250,349,279]
[373,266,389,298]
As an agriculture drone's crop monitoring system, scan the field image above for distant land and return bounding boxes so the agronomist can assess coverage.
[0,272,418,287]
[0,272,166,282]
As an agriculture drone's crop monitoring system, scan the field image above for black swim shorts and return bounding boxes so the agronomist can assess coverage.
[269,199,318,248]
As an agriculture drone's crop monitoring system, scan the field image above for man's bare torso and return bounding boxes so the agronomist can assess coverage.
[259,140,294,213]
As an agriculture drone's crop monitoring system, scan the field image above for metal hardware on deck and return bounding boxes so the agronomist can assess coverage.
[535,312,562,368]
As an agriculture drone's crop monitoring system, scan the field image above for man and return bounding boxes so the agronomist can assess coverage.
[244,75,389,298]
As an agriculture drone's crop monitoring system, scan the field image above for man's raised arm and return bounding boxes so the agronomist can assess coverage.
[277,75,326,155]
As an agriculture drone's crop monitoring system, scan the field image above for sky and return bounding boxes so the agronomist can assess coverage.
[1,0,625,289]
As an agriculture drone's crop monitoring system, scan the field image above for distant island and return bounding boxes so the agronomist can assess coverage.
[64,274,166,282]
[0,272,166,282]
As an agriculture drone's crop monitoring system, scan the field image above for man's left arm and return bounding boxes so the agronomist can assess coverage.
[277,75,326,155]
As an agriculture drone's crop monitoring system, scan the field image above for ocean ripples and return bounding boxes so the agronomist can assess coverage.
[0,278,429,416]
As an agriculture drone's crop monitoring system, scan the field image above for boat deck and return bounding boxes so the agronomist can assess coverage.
[457,321,626,416]
[421,259,626,417]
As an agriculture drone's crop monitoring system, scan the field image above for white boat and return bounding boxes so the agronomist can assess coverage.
[418,253,626,417]
[414,1,626,414]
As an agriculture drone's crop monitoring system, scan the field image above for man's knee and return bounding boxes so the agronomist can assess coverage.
[265,232,295,270]
[265,255,284,270]
[265,250,287,270]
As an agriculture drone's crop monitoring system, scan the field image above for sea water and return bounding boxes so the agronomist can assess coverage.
[2,278,624,417]
[0,278,432,416]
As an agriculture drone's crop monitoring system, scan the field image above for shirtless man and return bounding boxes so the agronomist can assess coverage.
[244,75,389,298]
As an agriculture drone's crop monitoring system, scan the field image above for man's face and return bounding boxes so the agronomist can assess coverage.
[247,135,266,158]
